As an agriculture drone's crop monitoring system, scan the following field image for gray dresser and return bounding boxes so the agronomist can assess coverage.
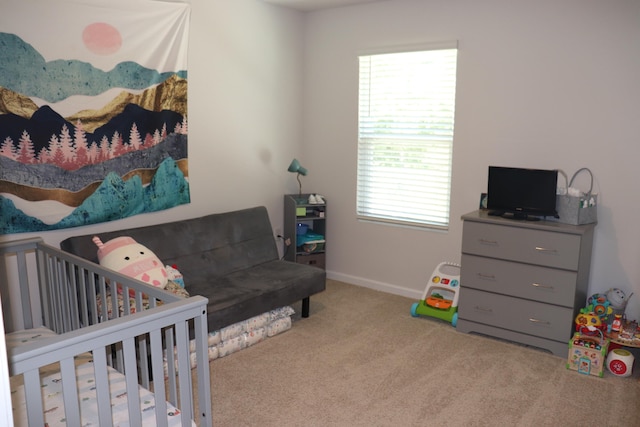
[457,210,595,356]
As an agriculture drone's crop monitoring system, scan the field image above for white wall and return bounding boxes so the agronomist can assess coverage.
[302,0,640,318]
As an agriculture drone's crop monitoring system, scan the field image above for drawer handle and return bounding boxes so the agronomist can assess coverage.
[479,238,498,246]
[531,282,554,290]
[477,273,496,281]
[534,246,558,254]
[528,318,551,325]
[474,306,493,313]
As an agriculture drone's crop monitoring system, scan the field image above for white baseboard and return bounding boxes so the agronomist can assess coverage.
[326,270,423,300]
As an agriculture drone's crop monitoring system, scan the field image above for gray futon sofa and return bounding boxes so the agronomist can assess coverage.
[60,206,326,331]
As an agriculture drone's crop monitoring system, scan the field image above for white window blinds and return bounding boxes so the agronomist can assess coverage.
[357,46,458,229]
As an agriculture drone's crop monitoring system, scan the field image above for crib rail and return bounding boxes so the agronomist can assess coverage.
[1,238,212,427]
[1,237,186,333]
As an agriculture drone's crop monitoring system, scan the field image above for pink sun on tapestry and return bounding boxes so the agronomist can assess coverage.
[82,23,122,56]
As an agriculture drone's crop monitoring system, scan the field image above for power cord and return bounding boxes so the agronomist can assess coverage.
[276,235,291,260]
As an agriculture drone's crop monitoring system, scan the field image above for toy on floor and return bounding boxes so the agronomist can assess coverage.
[606,348,634,377]
[566,327,609,377]
[582,288,634,333]
[574,310,606,335]
[606,288,634,311]
[410,262,461,326]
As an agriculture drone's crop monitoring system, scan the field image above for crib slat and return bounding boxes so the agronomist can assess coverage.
[123,336,143,427]
[109,278,119,320]
[60,356,81,426]
[65,260,81,330]
[175,320,193,426]
[138,335,151,388]
[194,311,213,427]
[57,259,73,332]
[99,276,109,323]
[85,270,97,325]
[23,368,45,426]
[92,274,104,325]
[48,255,65,332]
[41,254,56,331]
[122,283,132,315]
[50,256,62,331]
[93,347,115,427]
[78,267,90,327]
[47,255,60,332]
[114,341,125,373]
[165,326,178,404]
[36,249,52,332]
[16,251,33,330]
[150,328,169,427]
[134,291,152,389]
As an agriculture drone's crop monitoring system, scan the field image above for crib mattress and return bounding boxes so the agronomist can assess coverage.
[8,329,192,427]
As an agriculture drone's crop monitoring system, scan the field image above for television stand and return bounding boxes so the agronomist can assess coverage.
[488,211,540,221]
[511,212,540,221]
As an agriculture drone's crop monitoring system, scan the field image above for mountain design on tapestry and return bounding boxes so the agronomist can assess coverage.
[0,32,186,103]
[0,157,189,234]
[0,32,190,233]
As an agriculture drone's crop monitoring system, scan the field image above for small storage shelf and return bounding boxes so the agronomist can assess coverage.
[284,194,326,269]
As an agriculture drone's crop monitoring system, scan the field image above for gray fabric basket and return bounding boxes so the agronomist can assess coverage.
[556,167,597,225]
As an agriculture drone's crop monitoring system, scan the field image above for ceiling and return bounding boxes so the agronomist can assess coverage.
[261,0,385,12]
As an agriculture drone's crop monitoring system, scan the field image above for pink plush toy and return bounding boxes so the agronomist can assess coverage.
[93,236,168,290]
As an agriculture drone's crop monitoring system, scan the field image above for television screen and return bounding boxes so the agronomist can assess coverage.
[487,166,558,220]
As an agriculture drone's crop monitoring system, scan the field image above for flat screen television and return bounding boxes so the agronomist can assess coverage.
[487,166,558,221]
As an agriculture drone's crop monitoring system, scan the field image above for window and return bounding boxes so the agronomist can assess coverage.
[357,44,458,229]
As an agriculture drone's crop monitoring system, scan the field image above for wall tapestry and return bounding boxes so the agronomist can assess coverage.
[0,0,191,234]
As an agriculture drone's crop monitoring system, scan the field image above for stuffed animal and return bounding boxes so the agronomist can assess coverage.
[93,236,168,290]
[606,288,633,311]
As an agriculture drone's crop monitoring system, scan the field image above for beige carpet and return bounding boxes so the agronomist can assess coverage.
[207,280,640,426]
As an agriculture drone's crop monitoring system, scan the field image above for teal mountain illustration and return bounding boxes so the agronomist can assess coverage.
[0,157,190,234]
[0,32,187,103]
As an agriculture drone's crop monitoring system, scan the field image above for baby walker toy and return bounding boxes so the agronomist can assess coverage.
[410,262,461,326]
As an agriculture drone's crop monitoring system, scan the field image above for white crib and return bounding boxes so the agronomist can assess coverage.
[1,237,212,426]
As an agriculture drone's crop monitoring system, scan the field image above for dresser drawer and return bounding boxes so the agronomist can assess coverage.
[458,288,575,342]
[461,254,578,307]
[462,221,581,270]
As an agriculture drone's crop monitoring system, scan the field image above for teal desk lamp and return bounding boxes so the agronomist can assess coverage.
[288,158,308,201]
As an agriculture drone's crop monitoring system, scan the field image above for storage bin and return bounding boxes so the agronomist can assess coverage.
[296,253,325,269]
[301,241,325,253]
[556,168,597,225]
